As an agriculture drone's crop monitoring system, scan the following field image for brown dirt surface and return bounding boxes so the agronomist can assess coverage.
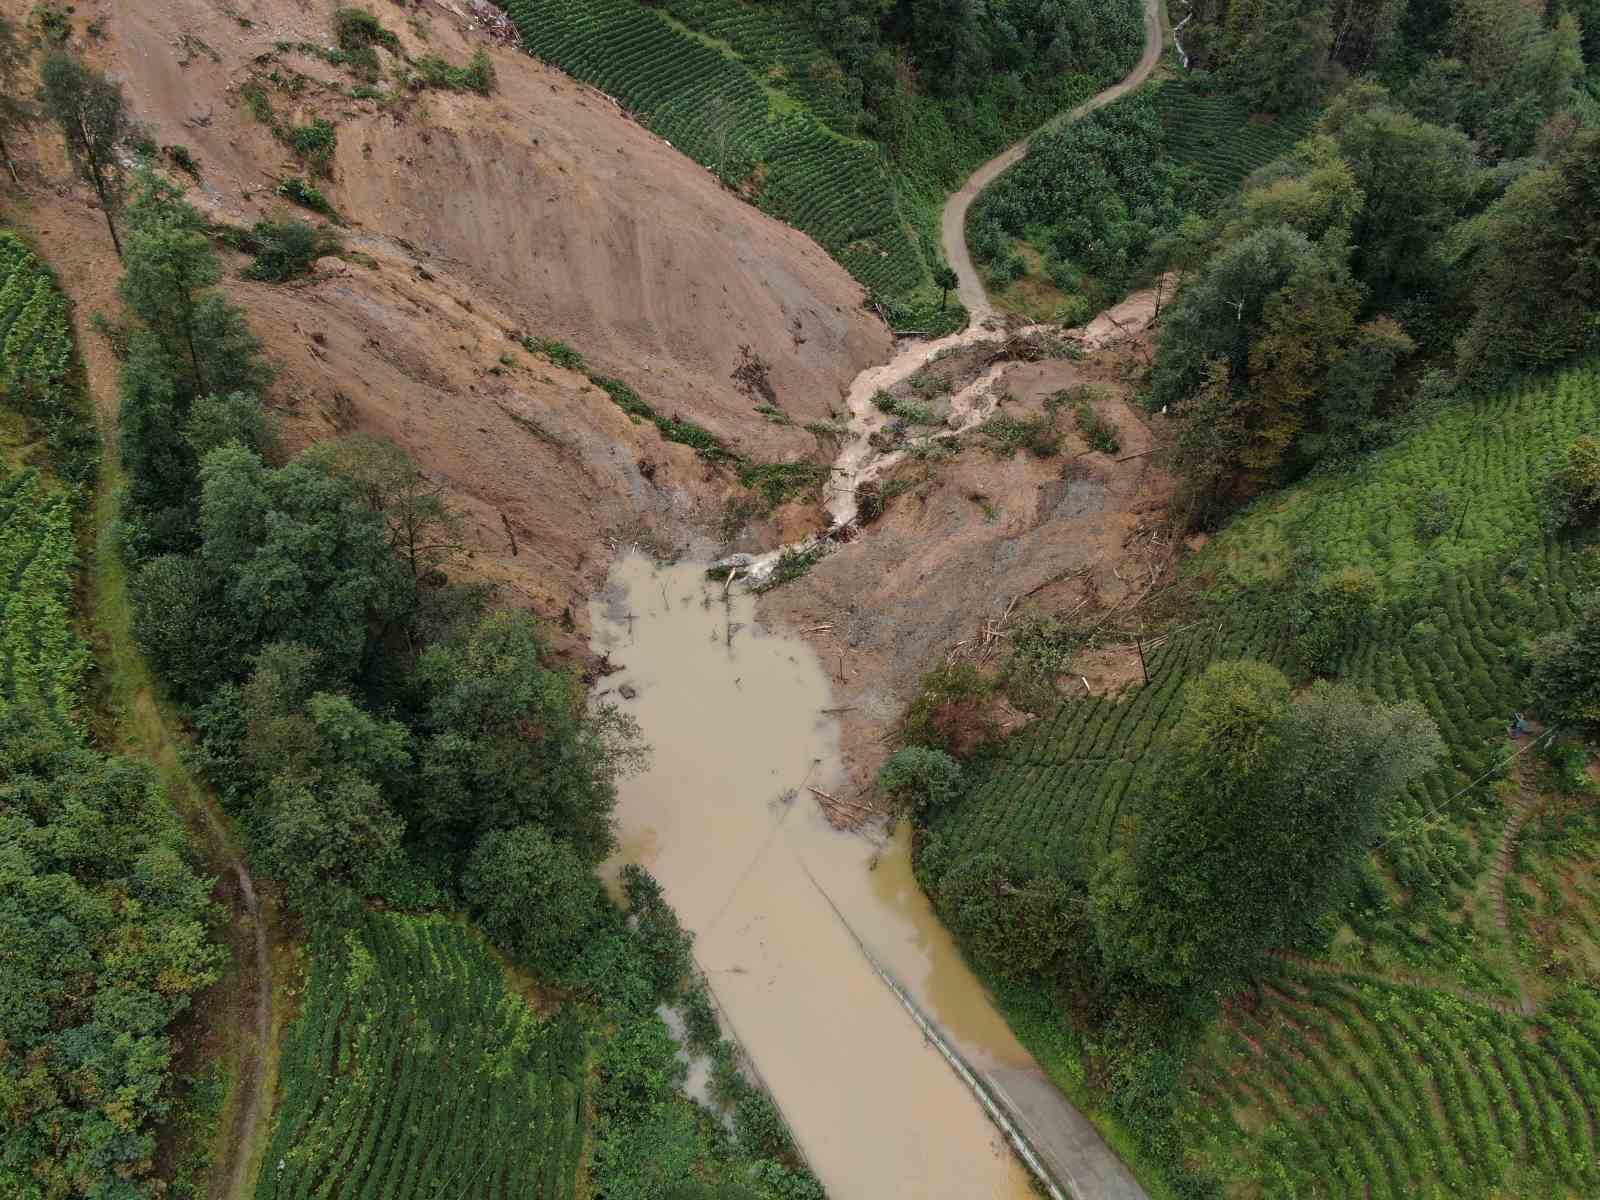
[5,0,889,640]
[759,336,1175,793]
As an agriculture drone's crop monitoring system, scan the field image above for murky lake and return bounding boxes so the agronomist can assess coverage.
[592,553,1038,1200]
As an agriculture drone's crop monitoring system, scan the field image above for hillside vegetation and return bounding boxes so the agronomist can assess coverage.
[919,356,1600,1196]
[0,227,221,1200]
[496,0,1143,322]
[970,81,1319,315]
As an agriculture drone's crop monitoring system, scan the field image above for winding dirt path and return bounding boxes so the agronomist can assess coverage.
[940,0,1166,321]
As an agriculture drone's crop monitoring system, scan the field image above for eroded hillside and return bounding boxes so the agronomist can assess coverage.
[9,0,890,628]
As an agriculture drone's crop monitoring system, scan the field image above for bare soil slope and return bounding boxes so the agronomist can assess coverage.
[761,314,1173,791]
[8,0,888,626]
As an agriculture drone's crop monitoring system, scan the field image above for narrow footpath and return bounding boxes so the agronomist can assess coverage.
[941,0,1166,322]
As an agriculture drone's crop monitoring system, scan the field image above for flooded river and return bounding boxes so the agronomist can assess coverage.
[592,553,1039,1200]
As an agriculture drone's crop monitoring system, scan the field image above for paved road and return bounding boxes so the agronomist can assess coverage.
[940,0,1166,322]
[982,1065,1150,1200]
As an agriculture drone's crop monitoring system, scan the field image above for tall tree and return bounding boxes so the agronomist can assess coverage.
[1454,129,1600,379]
[38,53,129,255]
[120,170,222,396]
[0,16,32,184]
[1090,661,1441,997]
[1318,85,1477,308]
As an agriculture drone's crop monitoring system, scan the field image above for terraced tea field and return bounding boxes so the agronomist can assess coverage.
[0,230,92,729]
[256,912,587,1200]
[496,0,926,299]
[1182,969,1600,1197]
[1153,79,1320,202]
[0,231,96,484]
[0,470,87,727]
[936,360,1600,1194]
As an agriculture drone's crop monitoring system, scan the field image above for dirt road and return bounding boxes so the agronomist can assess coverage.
[941,0,1166,321]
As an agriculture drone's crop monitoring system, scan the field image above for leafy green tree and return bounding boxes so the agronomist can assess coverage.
[1318,86,1477,309]
[1154,225,1364,495]
[1454,129,1600,379]
[39,53,130,255]
[261,770,405,914]
[413,611,641,864]
[1445,0,1581,157]
[1213,136,1364,249]
[1530,593,1600,734]
[930,849,1084,980]
[118,330,200,556]
[300,434,463,622]
[1090,661,1440,997]
[1219,0,1332,111]
[1545,434,1600,531]
[933,265,959,310]
[197,444,406,687]
[462,822,600,975]
[129,552,235,700]
[120,169,223,394]
[183,389,276,459]
[0,15,32,185]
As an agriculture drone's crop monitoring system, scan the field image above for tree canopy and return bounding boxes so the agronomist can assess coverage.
[1090,660,1441,997]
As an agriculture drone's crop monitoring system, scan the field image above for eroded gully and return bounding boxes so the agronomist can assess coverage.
[589,11,1165,1197]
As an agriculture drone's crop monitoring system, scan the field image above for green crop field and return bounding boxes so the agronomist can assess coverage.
[0,230,91,730]
[0,231,97,485]
[0,470,87,728]
[257,912,587,1200]
[1153,79,1320,203]
[496,0,926,299]
[936,360,1600,1194]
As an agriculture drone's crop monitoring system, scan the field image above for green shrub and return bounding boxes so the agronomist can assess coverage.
[1074,399,1121,453]
[877,746,963,819]
[333,6,398,77]
[241,219,340,281]
[413,49,496,96]
[1292,565,1381,676]
[276,176,335,217]
[900,662,997,758]
[737,460,829,510]
[518,334,584,370]
[285,118,337,175]
[1530,593,1600,733]
[165,144,201,179]
[978,410,1060,458]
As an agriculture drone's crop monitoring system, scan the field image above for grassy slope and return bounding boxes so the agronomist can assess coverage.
[935,361,1600,1196]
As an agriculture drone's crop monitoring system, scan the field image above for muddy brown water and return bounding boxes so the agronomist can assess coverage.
[592,553,1038,1199]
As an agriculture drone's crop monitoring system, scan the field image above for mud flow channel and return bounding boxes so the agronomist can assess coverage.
[591,553,1040,1200]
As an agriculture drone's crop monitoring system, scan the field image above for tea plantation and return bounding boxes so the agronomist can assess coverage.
[935,360,1600,1194]
[0,231,92,727]
[257,912,587,1200]
[1152,79,1320,204]
[0,231,96,484]
[0,470,85,726]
